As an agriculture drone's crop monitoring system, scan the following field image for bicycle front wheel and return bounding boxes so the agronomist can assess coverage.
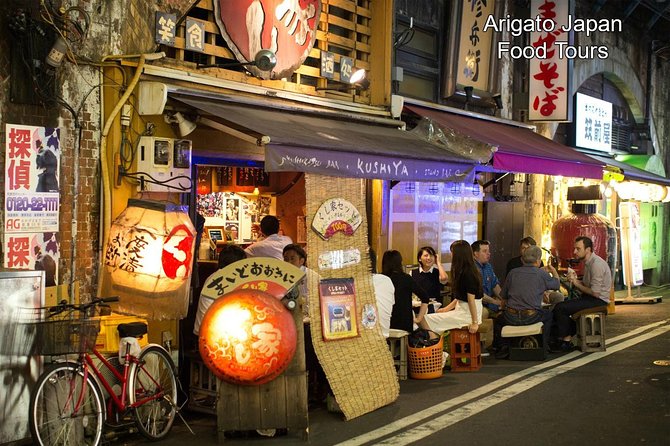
[29,362,104,446]
[129,345,177,441]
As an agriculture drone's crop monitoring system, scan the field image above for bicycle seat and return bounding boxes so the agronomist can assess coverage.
[118,322,148,338]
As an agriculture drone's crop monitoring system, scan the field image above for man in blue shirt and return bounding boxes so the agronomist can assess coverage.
[472,240,502,316]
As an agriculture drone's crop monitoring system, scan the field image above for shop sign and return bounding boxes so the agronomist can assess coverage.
[200,257,305,301]
[155,12,176,45]
[213,0,322,80]
[185,18,206,53]
[265,144,475,183]
[321,51,335,79]
[528,0,572,121]
[340,56,353,83]
[312,198,362,240]
[455,0,495,91]
[619,201,644,287]
[574,93,612,153]
[319,278,359,341]
[2,232,60,286]
[4,124,60,233]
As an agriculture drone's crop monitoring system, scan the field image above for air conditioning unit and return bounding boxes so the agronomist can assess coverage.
[136,137,192,192]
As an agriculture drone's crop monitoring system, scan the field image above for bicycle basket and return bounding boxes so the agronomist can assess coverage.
[32,315,101,356]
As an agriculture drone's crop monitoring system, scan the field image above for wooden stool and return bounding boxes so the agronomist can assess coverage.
[449,329,481,372]
[572,306,607,352]
[387,329,409,380]
[501,322,545,360]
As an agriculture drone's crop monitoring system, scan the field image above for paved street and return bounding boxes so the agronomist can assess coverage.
[117,286,670,446]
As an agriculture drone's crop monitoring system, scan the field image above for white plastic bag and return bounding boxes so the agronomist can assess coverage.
[119,337,141,364]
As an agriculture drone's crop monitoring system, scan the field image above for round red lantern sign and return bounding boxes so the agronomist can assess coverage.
[199,289,297,386]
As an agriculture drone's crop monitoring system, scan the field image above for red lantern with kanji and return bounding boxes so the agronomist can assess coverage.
[199,289,297,386]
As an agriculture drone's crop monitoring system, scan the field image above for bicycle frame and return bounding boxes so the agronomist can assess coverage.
[74,343,167,419]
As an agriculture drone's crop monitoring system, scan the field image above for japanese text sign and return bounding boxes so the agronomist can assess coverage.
[201,257,305,301]
[528,0,573,121]
[456,0,495,91]
[312,198,362,241]
[319,278,359,341]
[155,12,176,45]
[4,124,60,233]
[574,93,612,153]
[185,18,206,53]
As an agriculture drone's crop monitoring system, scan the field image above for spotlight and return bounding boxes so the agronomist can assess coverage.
[165,112,197,137]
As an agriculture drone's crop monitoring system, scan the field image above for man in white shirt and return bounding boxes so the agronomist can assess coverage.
[244,215,293,259]
[370,249,394,338]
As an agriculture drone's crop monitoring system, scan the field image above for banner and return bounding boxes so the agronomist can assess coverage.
[2,232,60,287]
[619,201,643,287]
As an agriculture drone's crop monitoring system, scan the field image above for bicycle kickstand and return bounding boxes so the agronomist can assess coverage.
[164,395,195,435]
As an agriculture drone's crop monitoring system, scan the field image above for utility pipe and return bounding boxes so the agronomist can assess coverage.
[96,52,164,292]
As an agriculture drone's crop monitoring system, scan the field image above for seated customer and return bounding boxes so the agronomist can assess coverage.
[419,240,483,336]
[193,244,247,335]
[282,243,320,323]
[505,236,543,278]
[491,246,560,359]
[411,246,448,313]
[382,250,430,333]
[370,248,394,338]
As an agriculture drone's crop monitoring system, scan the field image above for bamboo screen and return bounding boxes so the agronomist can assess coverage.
[163,0,372,103]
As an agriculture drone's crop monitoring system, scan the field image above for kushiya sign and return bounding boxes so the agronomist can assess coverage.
[213,0,322,80]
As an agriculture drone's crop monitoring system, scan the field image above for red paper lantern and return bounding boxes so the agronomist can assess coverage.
[199,289,297,386]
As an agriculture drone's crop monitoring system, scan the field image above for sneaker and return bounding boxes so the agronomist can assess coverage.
[550,341,574,353]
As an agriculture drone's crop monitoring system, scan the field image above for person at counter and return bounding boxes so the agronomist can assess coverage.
[282,243,320,323]
[193,244,247,335]
[382,250,430,333]
[244,215,292,260]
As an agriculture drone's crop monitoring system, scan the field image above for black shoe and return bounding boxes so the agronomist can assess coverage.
[550,341,574,353]
[495,345,510,359]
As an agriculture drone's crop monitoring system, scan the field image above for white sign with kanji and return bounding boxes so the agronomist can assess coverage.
[574,93,612,153]
[4,124,60,233]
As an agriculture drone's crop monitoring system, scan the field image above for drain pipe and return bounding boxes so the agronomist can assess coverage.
[96,52,165,292]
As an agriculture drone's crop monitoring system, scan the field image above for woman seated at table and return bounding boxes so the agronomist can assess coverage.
[411,246,448,312]
[419,240,483,337]
[382,250,430,333]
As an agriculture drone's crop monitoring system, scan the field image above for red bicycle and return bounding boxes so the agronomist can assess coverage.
[28,297,178,445]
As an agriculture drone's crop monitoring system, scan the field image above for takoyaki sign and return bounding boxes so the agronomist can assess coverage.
[213,0,321,80]
[312,198,362,240]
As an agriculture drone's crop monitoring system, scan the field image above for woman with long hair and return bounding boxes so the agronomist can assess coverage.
[382,250,430,333]
[419,240,483,335]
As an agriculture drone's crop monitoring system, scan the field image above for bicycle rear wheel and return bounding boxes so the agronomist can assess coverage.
[129,345,177,440]
[29,362,104,446]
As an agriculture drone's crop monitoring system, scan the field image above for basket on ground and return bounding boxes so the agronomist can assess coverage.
[408,336,444,379]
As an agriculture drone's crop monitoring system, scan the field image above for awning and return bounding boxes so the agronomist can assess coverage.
[173,95,477,183]
[405,105,605,179]
[587,154,670,187]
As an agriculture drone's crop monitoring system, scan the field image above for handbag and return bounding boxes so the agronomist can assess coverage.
[407,328,441,348]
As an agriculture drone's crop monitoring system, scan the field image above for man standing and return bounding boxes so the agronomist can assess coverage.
[472,240,503,315]
[552,236,612,352]
[244,215,293,259]
[491,246,560,359]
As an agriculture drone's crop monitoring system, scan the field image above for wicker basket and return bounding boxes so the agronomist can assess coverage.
[408,336,444,379]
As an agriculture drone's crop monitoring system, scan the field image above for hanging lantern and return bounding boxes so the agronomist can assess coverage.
[103,199,195,294]
[199,289,297,386]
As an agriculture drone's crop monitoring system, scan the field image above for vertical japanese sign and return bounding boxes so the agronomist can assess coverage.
[185,18,206,53]
[319,278,359,341]
[574,93,612,153]
[4,124,61,285]
[155,12,176,45]
[619,201,644,287]
[529,0,573,121]
[456,0,495,91]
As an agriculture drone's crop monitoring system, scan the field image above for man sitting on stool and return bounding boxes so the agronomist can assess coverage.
[552,236,611,352]
[491,246,560,359]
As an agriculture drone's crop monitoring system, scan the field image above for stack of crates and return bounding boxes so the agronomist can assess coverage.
[449,329,482,372]
[95,313,149,354]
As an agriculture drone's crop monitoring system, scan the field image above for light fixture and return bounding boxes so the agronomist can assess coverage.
[316,68,370,92]
[164,112,197,137]
[197,49,277,71]
[492,93,503,110]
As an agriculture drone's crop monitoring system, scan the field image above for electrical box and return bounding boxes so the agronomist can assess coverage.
[136,137,192,192]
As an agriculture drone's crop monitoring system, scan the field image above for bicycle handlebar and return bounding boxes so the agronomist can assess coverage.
[48,296,120,316]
